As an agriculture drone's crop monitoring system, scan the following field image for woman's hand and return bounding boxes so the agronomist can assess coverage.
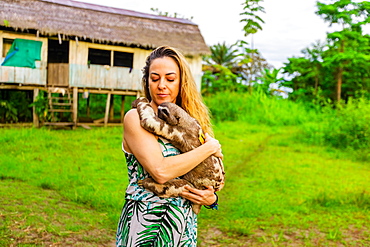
[180,185,217,206]
[204,133,223,160]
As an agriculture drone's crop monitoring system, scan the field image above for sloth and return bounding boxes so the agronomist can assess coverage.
[132,97,225,214]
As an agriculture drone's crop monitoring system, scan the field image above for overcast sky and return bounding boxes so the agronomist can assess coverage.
[75,0,368,68]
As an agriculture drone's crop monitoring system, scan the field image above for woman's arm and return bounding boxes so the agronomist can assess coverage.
[123,109,222,184]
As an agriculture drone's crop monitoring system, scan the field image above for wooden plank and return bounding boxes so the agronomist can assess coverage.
[10,67,46,85]
[51,102,72,106]
[76,88,138,96]
[49,109,73,113]
[0,123,33,128]
[72,87,78,127]
[0,84,47,91]
[69,64,143,90]
[104,93,111,127]
[43,122,74,126]
[33,88,39,128]
[77,122,122,127]
[47,63,69,86]
[93,118,104,123]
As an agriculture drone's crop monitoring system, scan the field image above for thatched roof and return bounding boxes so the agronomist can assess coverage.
[0,0,210,55]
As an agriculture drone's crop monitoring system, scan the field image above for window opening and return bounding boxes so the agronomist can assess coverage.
[48,39,69,63]
[88,48,111,65]
[114,51,133,68]
[2,39,13,58]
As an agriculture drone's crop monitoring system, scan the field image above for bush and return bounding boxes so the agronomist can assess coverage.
[204,91,317,126]
[302,98,370,159]
[323,98,370,150]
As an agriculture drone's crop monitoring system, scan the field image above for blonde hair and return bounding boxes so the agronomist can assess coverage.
[142,46,213,136]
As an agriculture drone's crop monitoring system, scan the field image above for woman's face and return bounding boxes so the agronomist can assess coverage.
[148,56,180,108]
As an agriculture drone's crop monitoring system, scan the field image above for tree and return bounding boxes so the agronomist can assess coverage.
[201,0,273,95]
[202,42,245,95]
[282,0,370,103]
[282,41,327,101]
[202,41,271,95]
[240,0,268,91]
[316,0,370,102]
[204,42,240,68]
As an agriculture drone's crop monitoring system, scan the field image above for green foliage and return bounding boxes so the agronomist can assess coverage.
[255,68,285,95]
[0,100,18,123]
[202,41,271,95]
[202,65,246,95]
[0,90,33,123]
[205,91,369,160]
[302,98,370,157]
[29,91,50,122]
[240,0,265,36]
[204,91,317,126]
[205,42,241,67]
[78,94,136,120]
[284,0,370,103]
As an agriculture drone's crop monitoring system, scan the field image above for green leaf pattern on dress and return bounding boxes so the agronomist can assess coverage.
[116,138,197,247]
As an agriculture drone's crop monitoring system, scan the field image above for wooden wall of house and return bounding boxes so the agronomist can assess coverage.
[186,56,203,92]
[68,41,150,90]
[68,40,203,91]
[0,31,48,85]
[0,31,203,91]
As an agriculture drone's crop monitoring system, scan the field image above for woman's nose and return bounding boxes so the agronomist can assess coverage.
[158,79,166,89]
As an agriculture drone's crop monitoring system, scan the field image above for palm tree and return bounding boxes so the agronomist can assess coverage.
[204,42,240,69]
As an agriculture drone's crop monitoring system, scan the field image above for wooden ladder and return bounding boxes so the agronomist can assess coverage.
[45,88,74,127]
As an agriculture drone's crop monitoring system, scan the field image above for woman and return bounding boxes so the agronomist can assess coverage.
[116,46,223,247]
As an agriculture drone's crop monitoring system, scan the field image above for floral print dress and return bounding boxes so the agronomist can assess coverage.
[116,138,197,247]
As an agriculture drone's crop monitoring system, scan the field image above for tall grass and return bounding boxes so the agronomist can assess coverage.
[205,92,370,161]
[300,98,370,161]
[204,91,318,126]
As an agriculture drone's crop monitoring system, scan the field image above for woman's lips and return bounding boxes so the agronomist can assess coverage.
[157,94,168,98]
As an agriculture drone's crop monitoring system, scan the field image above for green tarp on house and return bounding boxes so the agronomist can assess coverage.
[1,38,42,69]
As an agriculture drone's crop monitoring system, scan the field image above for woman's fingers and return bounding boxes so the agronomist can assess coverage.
[181,186,215,205]
[204,133,223,158]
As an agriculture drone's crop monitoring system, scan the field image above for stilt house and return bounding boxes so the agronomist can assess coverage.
[0,0,210,127]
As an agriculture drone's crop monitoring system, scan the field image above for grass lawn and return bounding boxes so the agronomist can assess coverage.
[0,122,369,246]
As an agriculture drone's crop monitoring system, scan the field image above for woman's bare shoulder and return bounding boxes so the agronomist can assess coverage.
[124,109,139,125]
[123,108,150,136]
[125,108,138,118]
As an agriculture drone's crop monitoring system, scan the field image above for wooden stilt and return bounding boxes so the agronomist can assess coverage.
[104,93,111,127]
[72,87,78,129]
[33,88,40,128]
[109,94,114,121]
